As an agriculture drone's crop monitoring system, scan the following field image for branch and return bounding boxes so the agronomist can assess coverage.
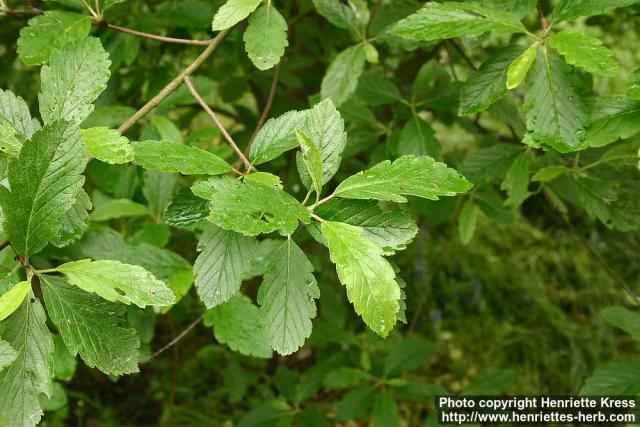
[184,76,253,171]
[117,28,231,134]
[246,63,281,155]
[98,21,213,45]
[146,313,205,361]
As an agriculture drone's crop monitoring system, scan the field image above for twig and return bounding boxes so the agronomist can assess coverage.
[146,313,205,361]
[0,5,40,14]
[0,240,9,252]
[184,76,253,171]
[117,28,231,134]
[442,42,458,81]
[246,63,281,155]
[537,2,549,32]
[98,21,213,45]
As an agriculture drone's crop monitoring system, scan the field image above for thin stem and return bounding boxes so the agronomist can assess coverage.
[33,267,58,274]
[310,212,323,222]
[246,63,281,155]
[308,193,335,210]
[117,28,231,134]
[98,21,213,45]
[0,240,9,252]
[184,76,253,171]
[146,313,205,361]
[447,40,476,71]
[578,155,637,172]
[301,189,313,205]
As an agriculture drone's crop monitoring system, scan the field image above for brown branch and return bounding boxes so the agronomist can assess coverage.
[146,313,205,361]
[98,21,213,45]
[0,6,41,14]
[117,28,231,134]
[246,63,281,155]
[184,76,253,171]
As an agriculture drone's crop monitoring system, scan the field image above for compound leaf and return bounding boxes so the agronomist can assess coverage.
[243,5,288,71]
[39,37,111,124]
[335,155,472,203]
[549,31,618,76]
[57,259,176,308]
[194,224,258,308]
[321,220,400,337]
[40,275,140,376]
[258,238,319,355]
[0,120,85,258]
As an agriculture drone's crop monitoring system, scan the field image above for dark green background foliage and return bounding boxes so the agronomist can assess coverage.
[0,0,640,425]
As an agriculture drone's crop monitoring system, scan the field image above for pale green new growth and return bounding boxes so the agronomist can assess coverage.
[549,31,618,76]
[335,155,472,203]
[295,129,323,200]
[258,238,319,355]
[132,140,233,175]
[212,0,263,31]
[244,5,288,70]
[194,224,258,308]
[81,127,134,164]
[57,259,176,308]
[204,294,272,358]
[17,11,92,66]
[0,281,31,322]
[39,37,111,125]
[40,275,140,376]
[506,43,538,89]
[0,299,54,427]
[321,221,400,337]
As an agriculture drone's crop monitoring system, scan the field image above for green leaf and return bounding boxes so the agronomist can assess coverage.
[0,120,85,258]
[384,338,433,376]
[17,11,92,66]
[580,358,640,395]
[324,368,372,389]
[371,389,399,427]
[500,152,530,208]
[390,2,526,42]
[458,200,478,245]
[211,0,262,31]
[40,275,140,376]
[464,369,516,395]
[523,49,589,152]
[91,199,149,221]
[194,224,258,308]
[459,46,525,115]
[0,118,25,158]
[531,165,570,182]
[585,96,640,147]
[0,298,54,427]
[396,116,441,160]
[51,336,76,382]
[335,383,376,421]
[551,0,640,24]
[143,170,177,220]
[334,155,472,203]
[243,5,288,71]
[205,177,310,236]
[506,43,538,89]
[627,68,640,100]
[549,31,618,76]
[313,199,417,254]
[164,189,209,227]
[132,140,233,175]
[321,220,401,337]
[297,99,347,185]
[295,129,323,200]
[601,306,640,341]
[39,37,111,125]
[57,259,176,308]
[81,127,134,164]
[50,189,91,248]
[204,294,272,358]
[0,340,17,372]
[321,44,366,107]
[249,109,308,165]
[0,281,31,322]
[258,238,319,355]
[355,69,402,105]
[311,0,365,36]
[0,89,41,139]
